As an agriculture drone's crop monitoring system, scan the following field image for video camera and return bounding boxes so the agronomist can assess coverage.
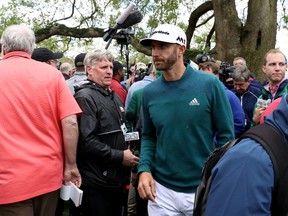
[134,63,151,82]
[113,27,135,45]
[195,52,216,64]
[219,61,235,89]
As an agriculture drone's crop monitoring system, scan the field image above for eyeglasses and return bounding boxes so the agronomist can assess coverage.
[48,59,61,68]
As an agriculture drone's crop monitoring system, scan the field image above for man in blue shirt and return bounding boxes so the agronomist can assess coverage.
[199,61,245,138]
[205,93,288,216]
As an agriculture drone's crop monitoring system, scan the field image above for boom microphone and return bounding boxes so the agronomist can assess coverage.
[103,11,143,42]
[116,3,135,25]
[103,3,135,42]
[119,10,143,29]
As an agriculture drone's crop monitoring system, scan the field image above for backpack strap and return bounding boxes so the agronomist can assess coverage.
[241,123,288,216]
[194,138,243,215]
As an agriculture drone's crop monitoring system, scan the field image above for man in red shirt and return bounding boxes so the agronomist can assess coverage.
[0,24,82,216]
[110,61,127,105]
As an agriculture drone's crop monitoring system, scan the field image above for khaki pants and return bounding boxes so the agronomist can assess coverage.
[0,190,59,216]
[127,182,137,216]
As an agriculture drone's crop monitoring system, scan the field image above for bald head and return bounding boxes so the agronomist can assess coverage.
[60,62,75,78]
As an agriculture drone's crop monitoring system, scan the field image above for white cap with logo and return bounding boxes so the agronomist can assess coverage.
[135,62,147,71]
[140,24,187,47]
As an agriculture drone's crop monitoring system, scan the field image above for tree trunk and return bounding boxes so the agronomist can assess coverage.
[213,0,277,81]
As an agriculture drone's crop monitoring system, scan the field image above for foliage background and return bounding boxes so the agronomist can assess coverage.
[0,0,287,80]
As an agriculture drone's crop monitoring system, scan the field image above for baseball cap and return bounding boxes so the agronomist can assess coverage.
[140,24,187,47]
[135,62,147,72]
[74,53,86,67]
[31,48,63,62]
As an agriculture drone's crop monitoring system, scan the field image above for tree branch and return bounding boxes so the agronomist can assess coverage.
[52,0,76,24]
[186,1,214,49]
[34,24,104,42]
[205,23,215,50]
[196,13,214,28]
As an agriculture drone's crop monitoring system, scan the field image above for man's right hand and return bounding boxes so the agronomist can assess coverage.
[253,106,266,124]
[137,172,156,202]
[63,165,82,188]
[122,149,139,167]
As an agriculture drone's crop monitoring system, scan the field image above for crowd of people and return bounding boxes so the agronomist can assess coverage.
[1,23,288,216]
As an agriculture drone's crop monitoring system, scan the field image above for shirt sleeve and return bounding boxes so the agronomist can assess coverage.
[212,82,235,146]
[226,90,245,138]
[137,87,156,174]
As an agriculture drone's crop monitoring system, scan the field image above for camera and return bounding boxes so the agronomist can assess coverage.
[134,68,148,82]
[218,61,235,89]
[134,62,149,82]
[195,52,215,64]
[113,27,135,45]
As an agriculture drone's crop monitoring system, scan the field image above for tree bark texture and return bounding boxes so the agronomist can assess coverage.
[212,0,277,81]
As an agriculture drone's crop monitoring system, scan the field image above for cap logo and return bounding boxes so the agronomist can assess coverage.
[152,30,169,36]
[176,36,186,45]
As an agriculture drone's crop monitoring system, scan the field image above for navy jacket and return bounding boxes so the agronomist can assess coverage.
[205,94,288,216]
[233,85,261,131]
[224,84,245,138]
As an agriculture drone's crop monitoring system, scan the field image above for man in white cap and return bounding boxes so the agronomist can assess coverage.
[137,23,234,215]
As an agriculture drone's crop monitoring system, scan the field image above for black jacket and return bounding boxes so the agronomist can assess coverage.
[74,80,128,188]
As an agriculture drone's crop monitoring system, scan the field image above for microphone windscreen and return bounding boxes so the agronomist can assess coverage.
[120,11,143,29]
[262,94,269,100]
[126,111,135,122]
[116,3,135,25]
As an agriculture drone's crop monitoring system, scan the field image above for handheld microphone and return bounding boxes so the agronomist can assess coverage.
[125,111,139,142]
[257,94,271,108]
[262,94,268,100]
[103,2,135,42]
[126,111,135,131]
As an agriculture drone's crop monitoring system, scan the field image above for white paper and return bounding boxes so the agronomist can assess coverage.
[60,182,83,207]
[60,184,71,201]
[70,182,83,207]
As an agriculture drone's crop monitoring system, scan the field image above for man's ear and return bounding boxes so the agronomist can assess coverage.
[86,65,93,76]
[68,70,74,77]
[262,65,266,74]
[178,45,186,56]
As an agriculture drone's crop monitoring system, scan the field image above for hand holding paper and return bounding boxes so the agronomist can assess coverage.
[60,182,83,207]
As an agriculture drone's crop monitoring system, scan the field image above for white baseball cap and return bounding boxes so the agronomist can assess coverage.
[140,24,187,47]
[135,62,147,71]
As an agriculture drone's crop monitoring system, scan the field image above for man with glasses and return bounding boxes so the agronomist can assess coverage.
[31,47,63,69]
